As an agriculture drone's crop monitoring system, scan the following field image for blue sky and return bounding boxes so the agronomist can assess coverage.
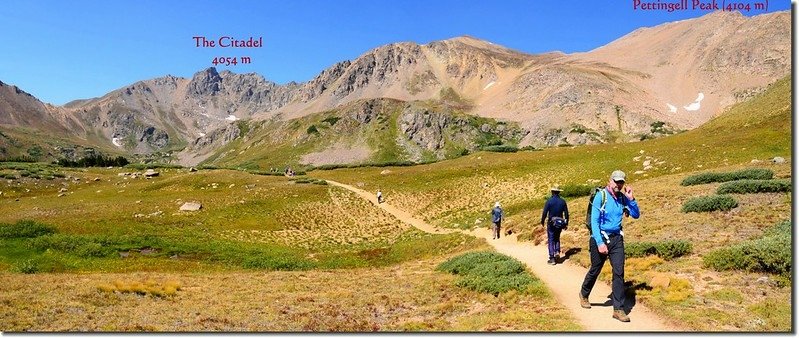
[0,0,791,105]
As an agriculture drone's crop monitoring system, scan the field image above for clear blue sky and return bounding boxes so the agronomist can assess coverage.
[0,0,791,105]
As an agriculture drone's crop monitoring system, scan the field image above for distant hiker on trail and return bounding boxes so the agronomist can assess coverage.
[491,201,504,240]
[377,189,383,203]
[579,170,640,323]
[541,185,569,265]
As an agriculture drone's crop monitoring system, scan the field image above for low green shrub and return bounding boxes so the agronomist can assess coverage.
[16,259,40,274]
[249,170,285,177]
[626,240,692,260]
[28,233,130,258]
[58,154,129,168]
[456,274,535,295]
[653,240,693,260]
[681,168,773,186]
[311,160,437,171]
[0,156,37,163]
[716,179,791,194]
[28,233,91,252]
[560,184,594,198]
[681,195,738,213]
[14,256,66,274]
[125,163,183,170]
[519,146,540,151]
[481,145,519,153]
[75,242,116,258]
[241,255,314,271]
[0,220,57,239]
[321,116,340,126]
[764,220,791,237]
[437,251,534,295]
[703,221,791,277]
[625,242,656,258]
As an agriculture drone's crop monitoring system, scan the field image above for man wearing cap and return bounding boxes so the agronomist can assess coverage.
[490,201,504,239]
[579,170,640,322]
[541,185,569,265]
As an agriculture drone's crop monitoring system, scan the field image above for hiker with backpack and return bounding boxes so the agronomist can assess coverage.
[541,185,569,265]
[490,202,504,240]
[377,189,383,204]
[579,170,640,323]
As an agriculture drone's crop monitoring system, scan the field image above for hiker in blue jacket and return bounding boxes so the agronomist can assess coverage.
[579,170,640,323]
[541,185,569,265]
[491,201,504,240]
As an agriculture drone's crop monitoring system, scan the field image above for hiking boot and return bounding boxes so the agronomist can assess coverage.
[547,258,556,265]
[613,309,630,322]
[579,294,591,309]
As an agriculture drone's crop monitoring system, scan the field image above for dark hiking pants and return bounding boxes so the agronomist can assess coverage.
[546,223,562,258]
[580,235,626,310]
[492,222,501,238]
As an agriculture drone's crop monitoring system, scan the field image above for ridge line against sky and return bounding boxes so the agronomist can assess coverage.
[0,0,793,105]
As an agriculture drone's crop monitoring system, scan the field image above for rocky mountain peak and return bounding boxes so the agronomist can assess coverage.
[187,67,223,96]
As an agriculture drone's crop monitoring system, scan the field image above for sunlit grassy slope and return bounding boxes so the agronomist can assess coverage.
[0,255,580,331]
[313,76,791,229]
[0,166,480,273]
[201,99,521,170]
[313,76,792,331]
[0,126,120,162]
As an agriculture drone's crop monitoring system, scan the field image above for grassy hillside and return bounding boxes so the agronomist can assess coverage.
[0,167,480,273]
[0,126,121,163]
[312,76,791,229]
[0,165,580,331]
[0,75,789,331]
[313,76,792,331]
[200,99,524,171]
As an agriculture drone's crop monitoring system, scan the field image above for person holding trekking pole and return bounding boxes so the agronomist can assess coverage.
[579,170,640,322]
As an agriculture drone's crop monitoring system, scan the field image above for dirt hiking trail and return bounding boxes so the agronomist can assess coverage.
[328,180,680,331]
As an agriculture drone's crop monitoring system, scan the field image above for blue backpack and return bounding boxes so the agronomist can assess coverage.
[585,187,629,234]
[585,188,608,235]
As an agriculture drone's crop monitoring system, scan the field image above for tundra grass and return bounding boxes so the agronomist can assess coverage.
[312,77,792,331]
[312,76,791,231]
[0,167,478,273]
[0,254,580,331]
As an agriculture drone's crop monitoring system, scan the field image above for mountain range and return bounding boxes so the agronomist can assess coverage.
[0,10,790,168]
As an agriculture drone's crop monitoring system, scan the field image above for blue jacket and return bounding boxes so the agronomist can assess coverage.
[541,195,569,225]
[590,187,640,246]
[491,207,504,223]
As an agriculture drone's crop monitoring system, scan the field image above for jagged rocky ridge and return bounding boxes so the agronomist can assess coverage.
[0,10,790,167]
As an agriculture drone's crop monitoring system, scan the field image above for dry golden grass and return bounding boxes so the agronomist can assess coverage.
[0,252,580,332]
[319,161,791,331]
[96,279,182,298]
[219,187,412,249]
[548,164,792,331]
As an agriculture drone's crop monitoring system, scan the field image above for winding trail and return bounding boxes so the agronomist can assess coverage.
[327,180,680,332]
